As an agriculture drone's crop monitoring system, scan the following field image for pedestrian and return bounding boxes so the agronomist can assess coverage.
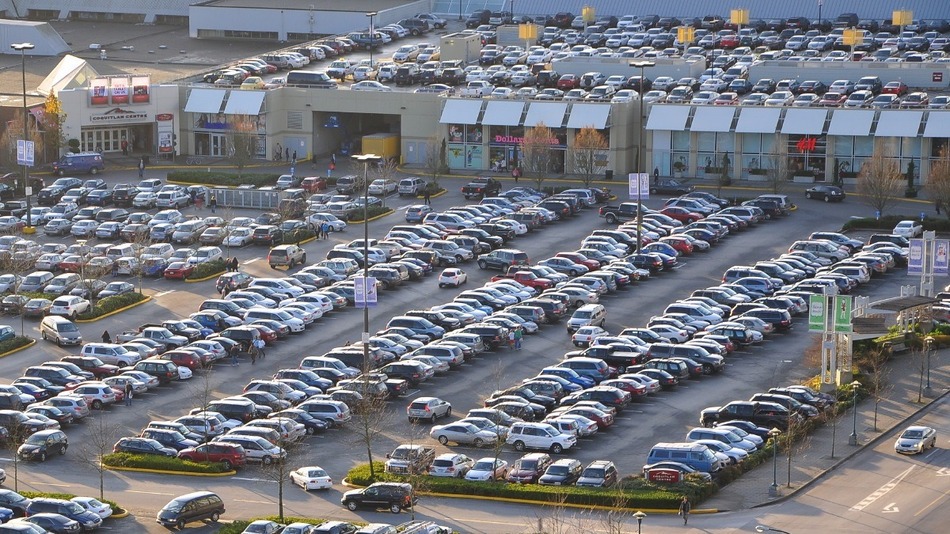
[101,330,111,343]
[124,381,133,406]
[512,166,520,183]
[195,195,204,210]
[292,150,297,163]
[678,496,691,525]
[254,337,266,359]
[250,343,257,365]
[653,167,660,185]
[321,222,329,240]
[514,327,522,350]
[138,157,146,178]
[231,257,239,271]
[121,139,128,156]
[285,147,290,162]
[937,200,942,215]
[223,285,231,297]
[209,194,217,214]
[112,262,119,277]
[508,330,515,349]
[331,152,336,166]
[230,343,239,366]
[423,189,431,205]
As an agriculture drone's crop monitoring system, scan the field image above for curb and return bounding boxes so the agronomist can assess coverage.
[110,509,130,519]
[0,338,36,359]
[751,387,950,509]
[349,208,395,224]
[75,296,152,323]
[105,465,236,477]
[415,189,448,200]
[186,269,227,283]
[340,478,713,514]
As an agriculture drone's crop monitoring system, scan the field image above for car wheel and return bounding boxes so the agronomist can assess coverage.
[478,260,487,269]
[92,400,103,410]
[301,253,307,263]
[210,512,219,522]
[513,440,526,451]
[438,435,449,445]
[550,443,563,454]
[261,456,273,465]
[824,196,830,203]
[703,363,713,374]
[346,500,358,511]
[445,407,451,418]
[474,438,484,448]
[90,167,99,175]
[39,452,46,462]
[569,269,578,276]
[177,519,185,529]
[221,460,232,470]
[390,503,402,514]
[805,192,812,199]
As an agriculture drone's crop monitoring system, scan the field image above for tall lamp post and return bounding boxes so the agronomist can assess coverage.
[11,42,35,229]
[351,153,380,375]
[768,427,782,496]
[629,61,654,253]
[366,12,377,68]
[848,380,861,445]
[924,335,934,394]
[633,511,645,534]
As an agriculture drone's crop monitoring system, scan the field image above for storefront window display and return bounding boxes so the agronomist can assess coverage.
[740,133,778,179]
[787,135,827,181]
[447,124,483,169]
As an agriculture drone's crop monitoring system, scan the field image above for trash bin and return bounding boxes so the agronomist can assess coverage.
[143,155,150,165]
[605,170,613,181]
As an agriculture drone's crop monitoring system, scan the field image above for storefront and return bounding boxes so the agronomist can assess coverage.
[183,89,267,158]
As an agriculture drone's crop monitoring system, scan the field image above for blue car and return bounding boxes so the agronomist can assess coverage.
[0,506,13,522]
[142,257,169,277]
[539,366,595,389]
[641,242,679,258]
[0,325,15,342]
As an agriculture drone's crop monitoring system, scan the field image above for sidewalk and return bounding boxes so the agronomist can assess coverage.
[704,348,948,511]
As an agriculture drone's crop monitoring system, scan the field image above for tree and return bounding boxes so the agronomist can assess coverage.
[782,408,810,488]
[0,114,43,171]
[5,418,33,492]
[260,433,300,523]
[764,147,789,194]
[347,382,391,481]
[77,415,120,500]
[857,347,891,431]
[371,158,399,207]
[39,94,68,163]
[226,115,258,178]
[423,137,446,190]
[0,251,36,336]
[927,146,950,217]
[857,148,903,215]
[520,122,555,191]
[571,127,608,188]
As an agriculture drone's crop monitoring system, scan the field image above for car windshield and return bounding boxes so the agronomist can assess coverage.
[583,467,604,477]
[65,502,84,514]
[547,466,568,475]
[901,429,924,438]
[25,433,49,445]
[473,461,495,470]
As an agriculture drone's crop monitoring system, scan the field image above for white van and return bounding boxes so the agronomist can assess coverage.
[398,178,426,197]
[40,316,83,346]
[106,244,136,261]
[566,304,606,333]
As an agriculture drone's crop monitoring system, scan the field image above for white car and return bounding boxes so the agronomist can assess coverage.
[571,325,608,347]
[367,179,397,195]
[49,295,91,319]
[438,268,467,288]
[894,425,937,454]
[307,213,347,232]
[350,80,392,92]
[224,227,253,247]
[289,465,333,490]
[71,497,113,520]
[892,220,923,238]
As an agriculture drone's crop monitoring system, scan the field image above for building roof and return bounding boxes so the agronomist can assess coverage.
[0,20,70,57]
[37,55,100,97]
[200,0,411,11]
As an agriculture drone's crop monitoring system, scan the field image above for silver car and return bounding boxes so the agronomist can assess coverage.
[430,422,498,447]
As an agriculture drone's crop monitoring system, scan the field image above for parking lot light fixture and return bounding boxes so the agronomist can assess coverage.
[633,510,645,534]
[768,427,782,496]
[11,42,35,228]
[629,61,655,253]
[351,153,380,371]
[366,12,377,68]
[924,335,933,394]
[848,380,861,445]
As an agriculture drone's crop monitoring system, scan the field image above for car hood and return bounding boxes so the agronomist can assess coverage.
[896,438,922,447]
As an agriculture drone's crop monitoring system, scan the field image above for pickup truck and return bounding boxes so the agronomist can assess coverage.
[116,326,188,349]
[462,177,503,199]
[0,201,28,218]
[384,444,436,474]
[490,270,553,290]
[598,202,643,224]
[460,80,493,98]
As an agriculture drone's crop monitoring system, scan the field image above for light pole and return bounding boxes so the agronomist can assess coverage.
[768,427,782,496]
[351,153,380,376]
[925,335,933,394]
[366,12,377,68]
[818,0,824,27]
[11,42,35,229]
[848,380,861,445]
[629,61,654,254]
[756,526,791,534]
[633,510,645,534]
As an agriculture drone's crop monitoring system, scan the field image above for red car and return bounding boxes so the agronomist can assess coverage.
[178,442,247,469]
[659,206,702,223]
[57,255,85,273]
[556,73,580,90]
[555,251,600,270]
[882,81,908,96]
[818,92,847,107]
[163,261,195,279]
[600,378,647,398]
[721,34,740,48]
[158,350,203,371]
[247,324,278,343]
[659,236,694,255]
[301,176,327,193]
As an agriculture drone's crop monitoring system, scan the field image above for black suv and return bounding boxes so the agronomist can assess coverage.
[700,400,799,430]
[394,64,421,86]
[466,9,492,28]
[26,497,102,531]
[341,482,416,514]
[17,429,68,461]
[477,248,529,271]
[251,225,283,246]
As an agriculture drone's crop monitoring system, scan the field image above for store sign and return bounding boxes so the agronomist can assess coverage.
[131,76,151,103]
[646,469,682,483]
[157,113,175,154]
[493,134,560,145]
[90,107,149,123]
[110,77,129,104]
[90,78,109,106]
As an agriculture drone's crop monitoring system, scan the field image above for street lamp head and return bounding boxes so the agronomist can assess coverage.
[10,43,35,51]
[351,153,381,163]
[768,427,782,437]
[366,11,377,17]
[633,510,646,520]
[629,60,656,68]
[850,380,861,390]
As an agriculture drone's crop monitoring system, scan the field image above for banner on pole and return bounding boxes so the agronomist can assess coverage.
[628,173,649,200]
[936,239,949,276]
[833,295,852,333]
[908,238,924,275]
[353,276,377,308]
[16,140,34,166]
[808,294,826,332]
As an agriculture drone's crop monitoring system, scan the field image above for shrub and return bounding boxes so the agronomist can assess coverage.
[187,259,227,280]
[21,491,123,515]
[78,292,147,320]
[167,171,282,187]
[349,206,393,222]
[102,452,230,473]
[284,228,316,244]
[217,517,334,534]
[0,336,32,353]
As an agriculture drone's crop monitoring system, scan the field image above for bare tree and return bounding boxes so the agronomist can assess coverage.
[764,148,789,194]
[858,348,892,431]
[520,123,555,191]
[782,409,810,488]
[371,158,400,207]
[0,114,43,170]
[346,381,392,481]
[857,148,903,215]
[226,115,258,178]
[571,127,608,188]
[927,146,950,216]
[5,419,32,492]
[0,251,36,336]
[77,415,120,500]
[423,137,446,190]
[260,434,299,523]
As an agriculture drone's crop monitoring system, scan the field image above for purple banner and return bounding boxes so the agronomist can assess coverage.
[936,239,949,276]
[908,238,923,275]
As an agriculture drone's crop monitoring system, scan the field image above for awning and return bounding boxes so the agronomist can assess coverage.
[223,90,265,115]
[183,89,226,114]
[923,112,950,138]
[781,108,828,135]
[734,107,782,133]
[827,110,875,136]
[482,100,526,126]
[645,105,690,130]
[439,99,483,125]
[875,111,923,137]
[566,103,611,129]
[689,106,736,132]
[523,102,568,127]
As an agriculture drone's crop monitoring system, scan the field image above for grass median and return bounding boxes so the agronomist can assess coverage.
[102,452,232,474]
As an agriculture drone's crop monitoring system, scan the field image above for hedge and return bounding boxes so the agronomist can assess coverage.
[102,452,231,473]
[20,491,123,516]
[217,517,334,534]
[77,292,148,320]
[167,171,282,187]
[349,206,393,222]
[841,215,950,233]
[187,258,227,280]
[0,336,32,354]
[347,462,689,509]
[285,228,316,244]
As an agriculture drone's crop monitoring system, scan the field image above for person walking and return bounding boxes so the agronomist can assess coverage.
[230,257,239,272]
[101,330,111,343]
[195,194,204,210]
[138,157,146,178]
[678,496,691,525]
[514,327,523,350]
[321,222,329,240]
[254,337,266,359]
[229,343,239,366]
[124,381,133,406]
[508,330,515,349]
[121,139,129,155]
[292,150,297,163]
[423,189,431,205]
[209,194,217,214]
[249,342,258,365]
[285,147,290,162]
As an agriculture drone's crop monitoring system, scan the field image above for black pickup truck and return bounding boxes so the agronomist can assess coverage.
[0,200,27,218]
[461,177,502,199]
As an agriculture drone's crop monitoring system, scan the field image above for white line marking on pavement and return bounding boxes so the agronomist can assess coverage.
[850,465,915,511]
[243,257,262,265]
[234,499,273,504]
[882,502,900,513]
[127,490,174,496]
[232,477,273,483]
[154,290,176,297]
